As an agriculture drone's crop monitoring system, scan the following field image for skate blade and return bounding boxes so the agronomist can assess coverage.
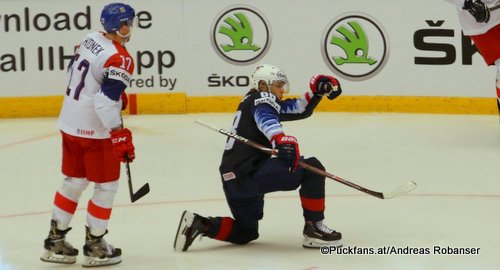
[40,251,77,264]
[82,255,122,267]
[302,236,342,249]
[173,210,194,252]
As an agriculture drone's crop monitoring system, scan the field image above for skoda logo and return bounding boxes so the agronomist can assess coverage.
[321,13,389,81]
[210,5,272,65]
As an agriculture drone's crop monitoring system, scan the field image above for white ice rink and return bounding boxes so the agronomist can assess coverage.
[1,112,499,270]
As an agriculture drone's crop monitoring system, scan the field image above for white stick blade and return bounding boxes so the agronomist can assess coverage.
[383,181,417,199]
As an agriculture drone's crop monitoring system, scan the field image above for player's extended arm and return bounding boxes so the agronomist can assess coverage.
[280,75,342,121]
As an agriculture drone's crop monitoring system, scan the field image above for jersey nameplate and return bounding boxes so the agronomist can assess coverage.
[254,92,281,112]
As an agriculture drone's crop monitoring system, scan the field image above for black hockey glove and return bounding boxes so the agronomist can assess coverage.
[309,75,342,100]
[273,134,300,172]
[463,0,490,23]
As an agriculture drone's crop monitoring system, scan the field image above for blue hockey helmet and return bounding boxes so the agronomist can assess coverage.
[100,3,136,32]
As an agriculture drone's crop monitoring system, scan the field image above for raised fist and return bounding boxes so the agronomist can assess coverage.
[309,75,342,100]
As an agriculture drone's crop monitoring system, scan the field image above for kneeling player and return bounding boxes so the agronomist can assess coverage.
[174,64,343,251]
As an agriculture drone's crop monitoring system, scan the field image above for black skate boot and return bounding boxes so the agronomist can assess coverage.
[40,219,79,264]
[302,220,342,248]
[173,210,210,252]
[82,226,121,267]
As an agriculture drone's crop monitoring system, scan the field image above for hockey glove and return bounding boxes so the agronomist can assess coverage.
[273,133,300,172]
[110,128,135,162]
[121,92,128,111]
[309,75,342,100]
[463,0,490,23]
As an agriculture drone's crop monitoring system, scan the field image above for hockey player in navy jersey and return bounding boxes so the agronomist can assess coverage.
[174,64,343,251]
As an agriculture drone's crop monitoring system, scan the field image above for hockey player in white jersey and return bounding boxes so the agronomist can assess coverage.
[446,0,500,115]
[40,3,136,267]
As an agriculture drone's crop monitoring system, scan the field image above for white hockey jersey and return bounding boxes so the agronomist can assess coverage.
[446,0,500,35]
[58,32,134,139]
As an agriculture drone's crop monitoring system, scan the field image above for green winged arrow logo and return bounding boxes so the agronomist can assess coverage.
[331,21,377,65]
[218,13,261,52]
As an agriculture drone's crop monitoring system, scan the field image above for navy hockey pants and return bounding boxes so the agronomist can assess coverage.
[213,157,326,244]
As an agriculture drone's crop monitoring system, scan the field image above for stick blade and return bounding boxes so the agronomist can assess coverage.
[131,183,150,203]
[383,181,417,199]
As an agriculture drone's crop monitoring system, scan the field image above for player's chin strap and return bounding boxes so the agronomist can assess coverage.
[116,28,132,43]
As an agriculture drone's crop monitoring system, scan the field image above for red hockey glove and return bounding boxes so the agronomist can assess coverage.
[272,133,300,172]
[121,92,128,111]
[110,128,135,162]
[309,75,342,100]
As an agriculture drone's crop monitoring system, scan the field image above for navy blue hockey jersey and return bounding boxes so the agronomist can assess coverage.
[219,89,322,182]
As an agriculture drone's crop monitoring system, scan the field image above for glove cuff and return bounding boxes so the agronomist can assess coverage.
[271,133,285,144]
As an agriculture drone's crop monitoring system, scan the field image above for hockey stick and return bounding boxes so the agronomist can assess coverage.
[491,4,500,11]
[195,119,416,200]
[119,117,150,203]
[125,160,150,203]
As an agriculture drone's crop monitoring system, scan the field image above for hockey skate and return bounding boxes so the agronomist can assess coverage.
[174,210,210,252]
[302,220,342,248]
[40,220,79,264]
[82,226,122,267]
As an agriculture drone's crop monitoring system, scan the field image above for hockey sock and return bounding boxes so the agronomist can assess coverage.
[299,157,326,221]
[207,217,258,244]
[52,177,89,230]
[214,217,234,241]
[300,196,325,222]
[86,181,119,236]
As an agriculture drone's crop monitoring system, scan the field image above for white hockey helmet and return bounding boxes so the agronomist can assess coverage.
[251,64,289,93]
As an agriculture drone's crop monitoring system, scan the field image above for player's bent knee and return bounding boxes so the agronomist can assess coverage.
[303,157,325,171]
